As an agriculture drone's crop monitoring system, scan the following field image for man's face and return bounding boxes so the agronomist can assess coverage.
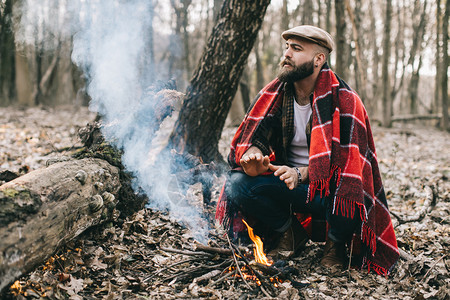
[277,38,317,83]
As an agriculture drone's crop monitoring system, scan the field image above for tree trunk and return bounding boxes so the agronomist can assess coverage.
[255,34,265,92]
[0,0,16,106]
[434,0,442,114]
[442,0,449,130]
[368,1,380,112]
[334,0,347,78]
[326,0,332,68]
[382,0,393,127]
[281,0,289,31]
[390,0,407,109]
[0,158,121,292]
[406,0,428,115]
[169,0,271,163]
[302,0,313,25]
[345,0,367,103]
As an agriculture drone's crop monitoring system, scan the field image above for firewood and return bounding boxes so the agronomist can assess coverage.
[194,243,233,256]
[159,246,213,257]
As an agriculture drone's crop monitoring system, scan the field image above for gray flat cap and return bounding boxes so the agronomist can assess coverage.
[282,25,334,52]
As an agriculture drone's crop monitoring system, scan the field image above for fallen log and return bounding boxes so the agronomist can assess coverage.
[391,114,442,122]
[0,158,121,292]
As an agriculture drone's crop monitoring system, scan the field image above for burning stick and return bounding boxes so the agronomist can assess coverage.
[225,233,253,290]
[226,234,277,297]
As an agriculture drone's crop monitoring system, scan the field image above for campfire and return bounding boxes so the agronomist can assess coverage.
[242,219,273,266]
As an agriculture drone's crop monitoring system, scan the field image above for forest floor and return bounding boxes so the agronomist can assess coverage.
[1,106,449,299]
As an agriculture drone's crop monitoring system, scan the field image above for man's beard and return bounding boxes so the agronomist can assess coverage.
[277,58,315,83]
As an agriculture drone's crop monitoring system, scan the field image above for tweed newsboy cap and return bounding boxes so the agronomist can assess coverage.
[282,25,334,52]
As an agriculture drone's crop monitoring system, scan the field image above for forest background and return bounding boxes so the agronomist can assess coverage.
[0,0,448,131]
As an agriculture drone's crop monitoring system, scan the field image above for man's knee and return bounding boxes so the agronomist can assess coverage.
[226,171,251,202]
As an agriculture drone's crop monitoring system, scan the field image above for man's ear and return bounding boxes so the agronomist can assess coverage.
[315,53,326,67]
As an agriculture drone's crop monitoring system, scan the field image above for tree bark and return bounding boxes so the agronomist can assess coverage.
[281,0,289,31]
[434,0,442,114]
[406,0,428,115]
[302,0,313,25]
[169,0,271,163]
[334,0,348,78]
[0,158,121,292]
[345,0,367,104]
[442,0,449,130]
[368,1,380,112]
[0,0,16,106]
[381,0,393,127]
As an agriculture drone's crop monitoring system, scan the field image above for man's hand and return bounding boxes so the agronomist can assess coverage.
[269,164,298,190]
[240,147,270,176]
[269,165,309,190]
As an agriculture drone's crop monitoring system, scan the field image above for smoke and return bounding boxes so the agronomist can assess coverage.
[16,0,210,243]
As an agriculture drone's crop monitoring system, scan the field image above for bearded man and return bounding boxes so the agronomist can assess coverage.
[215,25,399,275]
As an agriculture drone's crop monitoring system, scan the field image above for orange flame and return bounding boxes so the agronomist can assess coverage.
[242,220,273,266]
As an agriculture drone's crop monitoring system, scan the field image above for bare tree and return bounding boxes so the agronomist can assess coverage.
[169,0,192,86]
[381,0,393,127]
[434,0,442,114]
[345,0,367,103]
[0,0,16,106]
[169,0,271,163]
[406,0,429,114]
[334,0,348,78]
[442,0,449,130]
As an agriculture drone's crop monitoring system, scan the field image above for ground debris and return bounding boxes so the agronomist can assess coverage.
[1,108,450,299]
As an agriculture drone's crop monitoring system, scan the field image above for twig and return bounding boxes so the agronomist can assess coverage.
[163,259,232,282]
[226,233,253,290]
[228,237,276,298]
[348,238,354,276]
[163,265,204,282]
[143,257,204,282]
[194,242,233,255]
[159,246,213,257]
[207,269,236,287]
[399,248,415,261]
[420,254,446,284]
[192,270,222,284]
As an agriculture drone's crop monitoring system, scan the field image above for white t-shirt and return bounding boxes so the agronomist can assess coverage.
[287,101,312,167]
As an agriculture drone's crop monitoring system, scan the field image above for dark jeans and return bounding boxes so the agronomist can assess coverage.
[226,171,359,243]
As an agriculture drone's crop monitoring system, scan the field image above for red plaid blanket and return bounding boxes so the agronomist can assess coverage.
[216,64,399,275]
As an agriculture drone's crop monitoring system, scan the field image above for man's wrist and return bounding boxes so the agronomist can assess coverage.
[294,167,302,184]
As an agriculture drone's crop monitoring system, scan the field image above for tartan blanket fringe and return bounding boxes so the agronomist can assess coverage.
[309,164,376,256]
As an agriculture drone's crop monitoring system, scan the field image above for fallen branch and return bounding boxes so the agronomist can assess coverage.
[391,114,442,122]
[390,185,436,224]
